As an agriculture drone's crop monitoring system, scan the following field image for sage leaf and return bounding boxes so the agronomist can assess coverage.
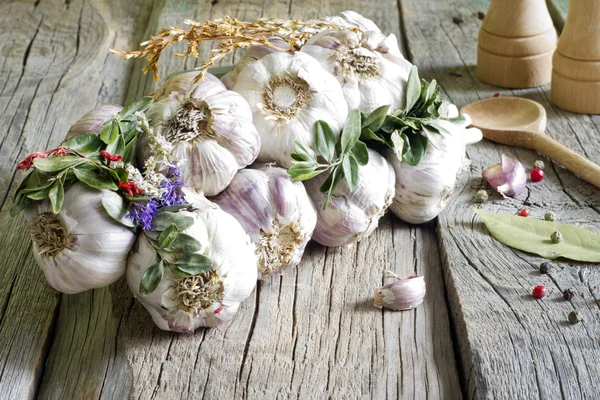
[404,66,421,113]
[62,133,103,156]
[10,194,30,217]
[164,233,203,253]
[158,224,179,249]
[341,109,361,153]
[402,133,428,166]
[150,211,194,231]
[288,162,321,182]
[102,192,135,227]
[33,156,83,172]
[140,260,164,296]
[49,180,64,214]
[361,105,390,131]
[360,127,387,144]
[342,154,359,191]
[315,120,336,162]
[350,140,369,166]
[474,209,600,262]
[74,168,118,190]
[26,187,52,200]
[293,141,316,162]
[390,131,404,158]
[174,253,213,275]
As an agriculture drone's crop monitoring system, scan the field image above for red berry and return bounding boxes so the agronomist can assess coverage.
[532,285,547,299]
[493,92,500,97]
[530,168,544,182]
[517,208,530,217]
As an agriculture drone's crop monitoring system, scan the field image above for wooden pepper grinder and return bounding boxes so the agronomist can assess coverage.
[552,0,600,114]
[477,0,557,88]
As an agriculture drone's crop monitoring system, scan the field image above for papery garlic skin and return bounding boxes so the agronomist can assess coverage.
[326,11,382,33]
[386,106,482,224]
[24,183,136,294]
[221,38,290,90]
[482,154,527,197]
[304,149,395,247]
[211,165,317,278]
[64,104,123,141]
[126,206,258,332]
[302,20,412,113]
[151,71,223,101]
[233,52,348,167]
[141,74,260,196]
[374,276,425,311]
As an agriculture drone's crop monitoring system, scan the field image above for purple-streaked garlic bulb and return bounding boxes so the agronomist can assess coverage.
[374,275,425,311]
[482,154,527,197]
[211,165,317,278]
[151,71,223,101]
[232,52,348,168]
[24,182,136,294]
[385,106,482,224]
[325,10,383,32]
[126,203,258,332]
[302,16,412,114]
[221,37,291,90]
[304,149,395,247]
[64,104,123,141]
[140,73,260,196]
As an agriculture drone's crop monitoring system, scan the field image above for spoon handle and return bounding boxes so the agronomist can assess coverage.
[533,135,600,187]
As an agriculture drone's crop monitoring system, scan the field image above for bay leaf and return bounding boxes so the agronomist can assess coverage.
[474,209,600,262]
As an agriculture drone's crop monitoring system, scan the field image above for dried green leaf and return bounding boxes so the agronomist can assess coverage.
[474,209,600,262]
[120,96,153,119]
[140,260,164,296]
[404,66,421,113]
[174,253,213,275]
[102,192,135,227]
[33,156,83,172]
[49,180,64,214]
[158,224,179,249]
[342,154,359,191]
[150,211,194,231]
[341,109,361,153]
[315,120,336,162]
[164,233,203,253]
[350,140,369,166]
[74,168,118,190]
[62,133,103,156]
[361,105,390,131]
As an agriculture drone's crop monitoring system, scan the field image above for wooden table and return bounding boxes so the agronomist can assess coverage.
[1,0,598,398]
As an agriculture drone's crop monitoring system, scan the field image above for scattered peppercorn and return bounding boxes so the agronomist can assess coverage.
[532,285,547,299]
[452,16,463,25]
[551,231,562,243]
[517,208,530,217]
[563,288,575,301]
[539,262,552,274]
[448,71,463,77]
[477,11,485,20]
[530,168,545,182]
[474,189,489,203]
[534,160,545,169]
[544,212,556,221]
[568,310,583,324]
[493,92,500,98]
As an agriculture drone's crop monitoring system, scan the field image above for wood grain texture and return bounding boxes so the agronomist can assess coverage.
[34,0,461,399]
[400,0,600,398]
[0,0,155,398]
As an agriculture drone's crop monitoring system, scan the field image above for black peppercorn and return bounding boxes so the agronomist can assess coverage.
[568,310,583,324]
[539,262,552,274]
[563,288,575,301]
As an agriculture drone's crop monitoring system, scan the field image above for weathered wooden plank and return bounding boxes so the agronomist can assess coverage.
[400,0,600,398]
[37,0,462,398]
[0,0,155,398]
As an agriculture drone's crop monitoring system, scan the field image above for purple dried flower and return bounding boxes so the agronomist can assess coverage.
[128,199,159,231]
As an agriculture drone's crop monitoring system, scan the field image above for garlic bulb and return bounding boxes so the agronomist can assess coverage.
[374,275,425,311]
[302,20,412,113]
[64,104,123,141]
[211,165,317,278]
[140,74,260,196]
[23,182,136,294]
[151,71,223,100]
[482,154,527,197]
[126,204,258,332]
[221,38,290,90]
[304,148,395,247]
[233,51,348,167]
[386,106,482,224]
[326,11,382,33]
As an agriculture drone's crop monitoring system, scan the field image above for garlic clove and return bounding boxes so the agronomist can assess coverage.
[304,149,395,247]
[64,104,123,141]
[211,165,317,278]
[482,154,527,197]
[24,182,136,294]
[374,275,426,311]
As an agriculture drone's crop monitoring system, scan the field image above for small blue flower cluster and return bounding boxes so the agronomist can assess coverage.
[128,166,186,231]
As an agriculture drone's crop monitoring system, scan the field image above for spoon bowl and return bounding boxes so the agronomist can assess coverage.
[461,96,600,188]
[460,97,546,149]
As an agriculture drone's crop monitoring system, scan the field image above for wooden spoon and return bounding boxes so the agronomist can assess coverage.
[461,97,600,188]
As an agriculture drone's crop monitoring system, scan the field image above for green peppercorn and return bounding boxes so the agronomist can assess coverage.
[551,231,562,244]
[568,310,583,324]
[544,212,556,221]
[539,262,552,274]
[534,160,545,170]
[474,190,489,203]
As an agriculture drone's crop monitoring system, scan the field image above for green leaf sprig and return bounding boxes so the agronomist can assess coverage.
[360,66,466,166]
[288,109,369,209]
[139,211,213,296]
[10,97,153,217]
